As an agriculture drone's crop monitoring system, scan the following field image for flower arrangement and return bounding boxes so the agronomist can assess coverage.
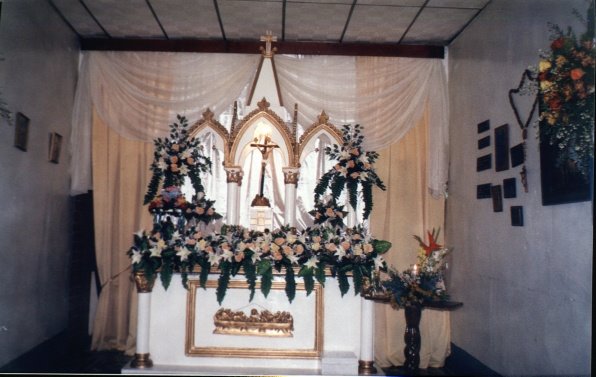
[183,191,223,226]
[148,186,189,216]
[382,229,450,308]
[536,5,595,177]
[308,195,348,228]
[144,115,213,204]
[128,222,391,304]
[314,124,386,219]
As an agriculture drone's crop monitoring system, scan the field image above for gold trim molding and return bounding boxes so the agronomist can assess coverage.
[358,360,377,375]
[186,279,323,358]
[213,308,294,337]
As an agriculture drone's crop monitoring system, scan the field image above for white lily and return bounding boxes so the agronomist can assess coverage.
[251,251,262,264]
[373,255,385,271]
[176,246,192,261]
[157,159,168,171]
[208,253,221,266]
[179,164,189,175]
[131,249,142,264]
[287,254,300,265]
[335,245,346,260]
[304,256,318,269]
[222,248,234,262]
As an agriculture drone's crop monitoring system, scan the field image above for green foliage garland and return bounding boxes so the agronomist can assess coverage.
[314,124,386,219]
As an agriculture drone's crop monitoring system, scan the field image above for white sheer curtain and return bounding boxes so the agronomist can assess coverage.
[70,51,260,195]
[275,55,449,197]
[71,52,448,197]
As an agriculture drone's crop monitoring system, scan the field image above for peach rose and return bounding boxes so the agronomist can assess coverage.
[170,164,179,172]
[234,251,245,263]
[325,207,336,217]
[325,243,337,252]
[312,236,322,243]
[347,160,355,168]
[274,237,286,246]
[282,245,293,256]
[186,157,194,165]
[273,251,283,261]
[171,144,180,152]
[186,239,196,246]
[294,244,304,255]
[205,246,214,254]
[341,241,351,251]
[195,207,205,215]
[350,148,360,156]
[363,243,374,254]
[170,156,179,163]
[207,208,214,215]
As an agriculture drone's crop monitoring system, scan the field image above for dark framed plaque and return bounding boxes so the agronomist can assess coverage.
[510,143,525,167]
[477,183,492,199]
[494,124,510,172]
[477,120,490,134]
[477,154,492,172]
[478,135,490,150]
[503,178,517,199]
[491,185,503,212]
[511,206,524,226]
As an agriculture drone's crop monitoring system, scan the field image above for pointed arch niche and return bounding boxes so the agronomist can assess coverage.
[188,100,344,230]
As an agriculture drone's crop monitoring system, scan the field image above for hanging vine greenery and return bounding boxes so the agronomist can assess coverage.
[314,124,386,219]
[144,115,213,204]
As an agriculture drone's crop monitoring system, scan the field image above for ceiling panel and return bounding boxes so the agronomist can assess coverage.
[83,0,164,38]
[402,7,477,44]
[51,0,106,37]
[285,2,352,41]
[218,0,283,40]
[357,0,426,5]
[344,5,420,43]
[427,0,489,9]
[151,0,221,39]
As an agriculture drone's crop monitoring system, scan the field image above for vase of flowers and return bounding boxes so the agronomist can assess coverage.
[536,4,595,178]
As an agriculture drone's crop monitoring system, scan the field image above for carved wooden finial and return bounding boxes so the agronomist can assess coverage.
[257,97,270,111]
[318,110,329,124]
[259,30,278,58]
[201,108,215,122]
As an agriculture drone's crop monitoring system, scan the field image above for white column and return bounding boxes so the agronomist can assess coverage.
[358,297,377,374]
[225,167,243,225]
[347,204,357,228]
[283,167,299,227]
[136,292,152,354]
[131,271,155,369]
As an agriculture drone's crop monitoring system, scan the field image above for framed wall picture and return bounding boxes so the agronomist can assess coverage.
[511,206,524,226]
[491,185,503,212]
[478,135,491,150]
[477,119,490,133]
[477,154,492,172]
[49,132,62,164]
[503,178,517,198]
[476,183,492,199]
[510,143,525,167]
[494,124,510,172]
[14,112,30,151]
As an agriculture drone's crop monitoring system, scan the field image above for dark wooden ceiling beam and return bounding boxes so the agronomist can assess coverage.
[80,38,444,58]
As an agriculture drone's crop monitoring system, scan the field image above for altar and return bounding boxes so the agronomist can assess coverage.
[124,273,365,375]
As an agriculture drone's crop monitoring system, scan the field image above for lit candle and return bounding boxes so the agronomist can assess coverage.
[412,264,418,276]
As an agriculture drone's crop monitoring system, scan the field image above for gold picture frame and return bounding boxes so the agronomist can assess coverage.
[49,132,62,163]
[186,279,323,358]
[14,112,29,151]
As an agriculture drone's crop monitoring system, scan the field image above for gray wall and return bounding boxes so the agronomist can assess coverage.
[446,0,592,375]
[0,0,79,366]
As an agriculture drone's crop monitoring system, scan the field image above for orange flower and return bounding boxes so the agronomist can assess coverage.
[570,68,585,80]
[551,37,565,50]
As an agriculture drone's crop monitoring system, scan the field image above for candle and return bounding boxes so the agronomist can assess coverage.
[412,264,418,276]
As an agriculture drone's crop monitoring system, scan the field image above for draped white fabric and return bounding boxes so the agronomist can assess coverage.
[70,51,448,197]
[70,51,260,195]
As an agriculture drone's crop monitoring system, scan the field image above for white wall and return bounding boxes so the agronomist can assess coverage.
[446,0,592,375]
[0,0,79,366]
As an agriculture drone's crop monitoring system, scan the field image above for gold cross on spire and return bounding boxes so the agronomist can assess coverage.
[260,30,277,58]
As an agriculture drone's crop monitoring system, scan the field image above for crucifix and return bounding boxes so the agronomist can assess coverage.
[260,30,277,58]
[250,133,279,207]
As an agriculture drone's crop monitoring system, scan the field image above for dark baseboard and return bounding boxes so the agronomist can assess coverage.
[445,343,501,376]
